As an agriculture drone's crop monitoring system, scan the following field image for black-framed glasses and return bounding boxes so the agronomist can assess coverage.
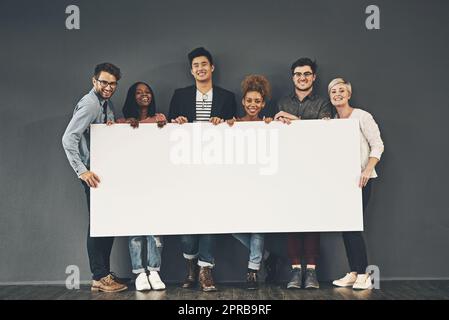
[293,72,314,78]
[96,78,118,88]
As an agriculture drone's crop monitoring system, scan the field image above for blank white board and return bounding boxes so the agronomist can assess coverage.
[90,120,362,236]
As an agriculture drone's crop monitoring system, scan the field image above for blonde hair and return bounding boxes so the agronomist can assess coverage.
[241,74,271,101]
[328,77,352,96]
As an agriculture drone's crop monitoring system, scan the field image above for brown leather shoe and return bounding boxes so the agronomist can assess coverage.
[182,258,198,288]
[91,274,128,293]
[109,272,129,285]
[199,266,217,292]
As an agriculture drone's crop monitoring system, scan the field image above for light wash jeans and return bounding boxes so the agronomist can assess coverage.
[233,233,265,270]
[128,236,162,274]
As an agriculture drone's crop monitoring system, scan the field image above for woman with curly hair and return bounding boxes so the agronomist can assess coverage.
[229,75,273,290]
[227,74,273,125]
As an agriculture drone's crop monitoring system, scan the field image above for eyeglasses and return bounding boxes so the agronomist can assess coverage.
[96,78,118,88]
[293,72,314,78]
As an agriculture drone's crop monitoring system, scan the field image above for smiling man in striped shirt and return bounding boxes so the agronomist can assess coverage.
[168,47,236,292]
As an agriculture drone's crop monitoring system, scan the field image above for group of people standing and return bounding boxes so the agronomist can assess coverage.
[62,47,384,293]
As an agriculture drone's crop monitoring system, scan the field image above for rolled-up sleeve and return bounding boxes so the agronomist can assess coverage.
[361,112,384,160]
[317,100,332,119]
[62,103,97,177]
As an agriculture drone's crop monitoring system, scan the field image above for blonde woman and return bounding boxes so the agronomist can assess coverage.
[328,78,384,290]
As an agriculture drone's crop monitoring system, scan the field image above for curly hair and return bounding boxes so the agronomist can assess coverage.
[241,75,271,101]
[94,62,121,81]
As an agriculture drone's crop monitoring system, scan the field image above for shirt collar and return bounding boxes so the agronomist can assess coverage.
[91,88,106,105]
[290,89,317,102]
[196,88,213,100]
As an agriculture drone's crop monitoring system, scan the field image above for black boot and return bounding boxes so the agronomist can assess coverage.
[304,268,319,289]
[182,258,198,288]
[264,253,280,284]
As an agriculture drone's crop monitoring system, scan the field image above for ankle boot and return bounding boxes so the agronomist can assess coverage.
[199,266,217,292]
[182,258,198,288]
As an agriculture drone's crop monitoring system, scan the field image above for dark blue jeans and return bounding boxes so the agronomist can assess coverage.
[82,181,115,280]
[181,234,216,268]
[342,180,373,273]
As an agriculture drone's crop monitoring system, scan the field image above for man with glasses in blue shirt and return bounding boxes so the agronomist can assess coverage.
[62,62,127,292]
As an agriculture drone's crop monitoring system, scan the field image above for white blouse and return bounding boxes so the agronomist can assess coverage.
[337,108,384,178]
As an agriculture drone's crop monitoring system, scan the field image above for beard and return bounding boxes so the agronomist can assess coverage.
[100,92,111,99]
[95,87,112,99]
[295,83,313,92]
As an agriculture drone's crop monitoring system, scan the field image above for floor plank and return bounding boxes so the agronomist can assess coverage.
[0,281,448,300]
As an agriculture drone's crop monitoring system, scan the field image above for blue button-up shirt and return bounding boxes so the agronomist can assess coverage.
[62,88,116,177]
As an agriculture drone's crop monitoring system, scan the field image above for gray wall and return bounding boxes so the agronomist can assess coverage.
[0,0,448,283]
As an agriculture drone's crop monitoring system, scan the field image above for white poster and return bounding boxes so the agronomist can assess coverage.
[90,120,362,236]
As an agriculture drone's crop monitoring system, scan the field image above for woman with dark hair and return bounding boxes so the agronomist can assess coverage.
[227,74,273,125]
[122,82,167,291]
[122,82,166,127]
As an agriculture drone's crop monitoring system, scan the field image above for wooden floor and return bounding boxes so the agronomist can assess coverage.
[0,281,448,300]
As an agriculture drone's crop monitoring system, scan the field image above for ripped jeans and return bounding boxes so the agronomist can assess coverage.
[128,236,163,274]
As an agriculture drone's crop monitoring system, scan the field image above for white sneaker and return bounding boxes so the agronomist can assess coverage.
[333,273,357,287]
[148,271,166,290]
[353,274,373,290]
[135,272,151,291]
